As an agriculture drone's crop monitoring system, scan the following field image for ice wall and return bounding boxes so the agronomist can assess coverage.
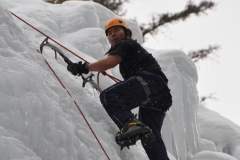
[152,50,200,160]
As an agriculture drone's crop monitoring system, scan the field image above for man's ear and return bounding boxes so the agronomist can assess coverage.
[127,29,132,38]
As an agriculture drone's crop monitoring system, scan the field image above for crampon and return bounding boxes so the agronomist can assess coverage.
[115,119,154,150]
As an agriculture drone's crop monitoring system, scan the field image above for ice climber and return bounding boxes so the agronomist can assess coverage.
[67,17,172,160]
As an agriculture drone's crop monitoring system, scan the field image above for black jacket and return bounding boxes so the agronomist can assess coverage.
[107,38,168,82]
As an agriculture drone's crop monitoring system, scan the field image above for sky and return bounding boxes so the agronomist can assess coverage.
[124,0,240,126]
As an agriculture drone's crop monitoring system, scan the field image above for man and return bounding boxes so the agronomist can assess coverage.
[67,17,172,160]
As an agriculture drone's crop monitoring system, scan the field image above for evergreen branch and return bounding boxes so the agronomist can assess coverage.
[200,93,217,103]
[141,1,215,37]
[44,0,129,15]
[188,45,220,63]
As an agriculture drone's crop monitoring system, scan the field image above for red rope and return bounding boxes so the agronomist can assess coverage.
[10,11,121,84]
[36,50,110,160]
[10,11,122,159]
[97,71,121,90]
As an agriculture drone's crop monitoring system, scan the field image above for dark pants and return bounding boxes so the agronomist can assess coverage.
[100,71,172,160]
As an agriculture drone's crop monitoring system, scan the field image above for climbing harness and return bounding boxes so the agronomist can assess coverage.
[136,76,169,112]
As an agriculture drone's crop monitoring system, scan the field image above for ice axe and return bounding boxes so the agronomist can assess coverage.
[40,37,102,92]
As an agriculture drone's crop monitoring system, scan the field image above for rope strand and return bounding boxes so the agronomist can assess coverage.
[9,11,124,159]
[36,50,110,160]
[10,11,121,84]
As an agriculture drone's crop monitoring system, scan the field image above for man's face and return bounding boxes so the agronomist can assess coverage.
[106,26,126,46]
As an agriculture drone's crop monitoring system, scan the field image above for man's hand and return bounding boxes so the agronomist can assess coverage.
[67,61,89,76]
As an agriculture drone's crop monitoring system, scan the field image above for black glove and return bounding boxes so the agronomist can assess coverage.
[67,61,89,75]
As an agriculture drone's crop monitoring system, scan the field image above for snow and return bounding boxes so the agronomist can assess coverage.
[197,104,240,159]
[192,150,238,160]
[0,0,240,160]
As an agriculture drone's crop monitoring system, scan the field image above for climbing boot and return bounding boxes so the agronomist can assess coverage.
[115,116,153,150]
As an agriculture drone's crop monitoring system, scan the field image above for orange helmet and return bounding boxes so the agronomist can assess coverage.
[105,17,131,35]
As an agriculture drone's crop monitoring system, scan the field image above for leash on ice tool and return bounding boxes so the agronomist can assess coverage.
[10,11,121,85]
[40,37,102,93]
